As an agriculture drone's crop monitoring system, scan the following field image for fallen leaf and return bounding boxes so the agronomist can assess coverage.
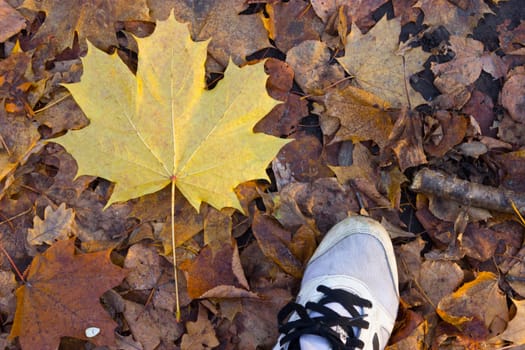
[383,109,427,171]
[414,0,493,37]
[502,67,525,123]
[9,239,127,349]
[431,36,506,108]
[252,211,303,278]
[320,85,393,148]
[498,19,525,55]
[123,298,183,350]
[310,0,387,30]
[51,13,289,212]
[437,271,508,338]
[22,0,150,51]
[418,260,464,306]
[337,15,429,107]
[498,298,525,345]
[272,134,333,189]
[179,239,253,299]
[0,0,26,43]
[27,202,75,246]
[150,0,270,69]
[124,242,162,290]
[423,110,468,158]
[180,305,220,350]
[286,40,346,95]
[234,287,292,349]
[263,0,323,53]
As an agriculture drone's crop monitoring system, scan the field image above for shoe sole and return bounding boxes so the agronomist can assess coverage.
[308,215,399,296]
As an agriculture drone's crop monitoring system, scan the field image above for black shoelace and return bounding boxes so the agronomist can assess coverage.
[277,285,373,350]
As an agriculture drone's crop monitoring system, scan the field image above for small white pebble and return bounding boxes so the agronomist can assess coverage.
[85,327,100,338]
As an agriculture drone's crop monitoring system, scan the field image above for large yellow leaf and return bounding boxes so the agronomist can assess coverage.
[52,13,289,212]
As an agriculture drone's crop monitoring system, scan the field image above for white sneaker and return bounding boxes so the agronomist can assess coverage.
[273,215,399,350]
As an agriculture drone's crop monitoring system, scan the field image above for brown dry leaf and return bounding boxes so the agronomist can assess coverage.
[462,90,496,136]
[0,0,26,42]
[33,92,88,138]
[123,299,183,350]
[149,0,270,69]
[414,0,493,37]
[502,67,525,123]
[330,143,392,210]
[0,270,16,316]
[124,243,162,290]
[388,304,428,349]
[234,287,292,349]
[424,111,468,158]
[337,15,429,108]
[494,149,525,193]
[203,206,233,244]
[498,19,525,55]
[310,0,387,30]
[505,245,525,297]
[181,305,220,350]
[22,0,150,51]
[437,271,509,338]
[263,0,323,53]
[179,239,253,299]
[252,211,303,278]
[418,260,464,306]
[383,110,427,171]
[264,58,295,101]
[498,298,525,345]
[27,202,75,246]
[129,186,204,254]
[272,134,333,189]
[321,85,393,148]
[431,36,506,108]
[286,40,346,95]
[254,93,308,138]
[9,239,127,349]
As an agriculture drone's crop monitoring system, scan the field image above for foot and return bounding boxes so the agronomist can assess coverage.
[274,215,399,350]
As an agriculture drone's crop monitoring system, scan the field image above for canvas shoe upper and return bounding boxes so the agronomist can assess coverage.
[273,215,399,350]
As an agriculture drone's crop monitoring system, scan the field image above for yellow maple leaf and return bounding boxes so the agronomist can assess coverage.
[52,13,289,213]
[337,15,429,108]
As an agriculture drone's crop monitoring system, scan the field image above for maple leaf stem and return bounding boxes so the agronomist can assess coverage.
[171,179,181,322]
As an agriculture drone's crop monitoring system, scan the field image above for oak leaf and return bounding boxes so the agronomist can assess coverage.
[9,239,127,349]
[28,203,75,246]
[337,15,429,108]
[52,13,289,213]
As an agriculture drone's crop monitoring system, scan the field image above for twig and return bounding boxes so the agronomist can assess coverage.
[0,242,25,282]
[410,168,525,213]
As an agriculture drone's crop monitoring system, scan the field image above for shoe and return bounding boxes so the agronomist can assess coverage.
[273,215,399,350]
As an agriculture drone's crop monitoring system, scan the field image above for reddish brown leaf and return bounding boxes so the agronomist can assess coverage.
[181,305,220,350]
[263,0,323,53]
[9,239,127,350]
[252,211,303,278]
[179,239,252,299]
[502,67,525,123]
[0,0,26,42]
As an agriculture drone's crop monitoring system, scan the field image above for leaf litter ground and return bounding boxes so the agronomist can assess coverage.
[1,0,525,349]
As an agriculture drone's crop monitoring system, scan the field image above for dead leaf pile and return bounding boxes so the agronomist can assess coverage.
[1,0,525,349]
